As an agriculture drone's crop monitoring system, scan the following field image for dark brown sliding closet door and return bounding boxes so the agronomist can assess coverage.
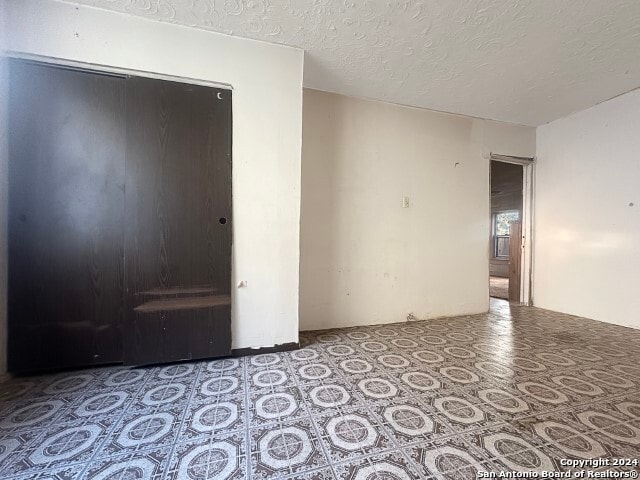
[123,77,232,365]
[8,63,232,371]
[8,62,126,372]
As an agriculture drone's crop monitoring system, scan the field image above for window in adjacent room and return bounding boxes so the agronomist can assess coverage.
[493,210,519,258]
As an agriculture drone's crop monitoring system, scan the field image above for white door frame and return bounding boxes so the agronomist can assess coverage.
[490,154,535,306]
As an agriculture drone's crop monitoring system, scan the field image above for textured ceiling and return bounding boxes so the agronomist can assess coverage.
[64,0,640,126]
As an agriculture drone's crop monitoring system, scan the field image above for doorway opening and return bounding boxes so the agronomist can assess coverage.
[489,155,533,304]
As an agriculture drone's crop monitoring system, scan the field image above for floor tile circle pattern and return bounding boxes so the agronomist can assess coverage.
[383,405,434,436]
[421,335,446,346]
[562,348,603,362]
[617,401,640,418]
[91,458,156,480]
[358,378,398,399]
[258,427,312,469]
[346,331,370,340]
[400,326,424,336]
[374,328,398,338]
[299,363,332,380]
[255,393,296,419]
[159,363,194,379]
[353,462,412,480]
[516,382,569,404]
[446,332,474,342]
[75,392,128,417]
[422,446,489,476]
[250,354,280,367]
[426,324,448,332]
[177,441,237,479]
[391,338,419,349]
[551,376,604,396]
[535,352,576,366]
[434,396,484,424]
[142,383,186,406]
[600,423,640,445]
[317,334,341,343]
[252,370,287,388]
[478,389,529,413]
[326,414,377,450]
[290,348,319,361]
[378,354,410,369]
[117,412,173,446]
[401,372,440,391]
[577,411,640,444]
[359,341,388,352]
[474,361,514,378]
[443,346,476,359]
[472,343,497,354]
[613,364,640,376]
[340,358,373,374]
[439,366,479,384]
[44,375,93,394]
[511,357,547,372]
[201,376,239,396]
[207,358,240,372]
[30,425,102,464]
[584,369,635,388]
[105,370,145,386]
[533,421,607,458]
[309,384,350,408]
[484,433,555,471]
[587,344,627,357]
[326,345,355,356]
[3,400,64,429]
[192,403,239,431]
[412,350,444,363]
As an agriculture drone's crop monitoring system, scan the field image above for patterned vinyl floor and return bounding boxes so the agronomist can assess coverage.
[1,299,640,479]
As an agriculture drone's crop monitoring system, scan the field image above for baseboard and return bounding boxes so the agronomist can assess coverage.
[5,343,302,375]
[231,342,299,357]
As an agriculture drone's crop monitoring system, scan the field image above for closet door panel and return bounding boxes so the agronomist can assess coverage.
[124,77,232,365]
[8,62,126,372]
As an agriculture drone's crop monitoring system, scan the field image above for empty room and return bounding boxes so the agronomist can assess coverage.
[0,1,639,479]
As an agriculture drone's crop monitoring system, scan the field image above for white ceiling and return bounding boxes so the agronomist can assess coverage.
[66,0,640,126]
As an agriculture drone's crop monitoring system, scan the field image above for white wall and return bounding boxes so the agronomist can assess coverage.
[300,89,535,330]
[535,89,640,329]
[1,0,304,351]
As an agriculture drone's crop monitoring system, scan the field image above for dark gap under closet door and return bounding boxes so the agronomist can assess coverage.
[123,76,232,365]
[8,62,126,372]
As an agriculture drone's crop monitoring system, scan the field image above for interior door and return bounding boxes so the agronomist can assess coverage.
[8,62,126,372]
[508,220,523,302]
[123,76,232,365]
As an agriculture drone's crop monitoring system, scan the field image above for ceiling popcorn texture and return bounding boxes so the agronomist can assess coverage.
[64,0,640,126]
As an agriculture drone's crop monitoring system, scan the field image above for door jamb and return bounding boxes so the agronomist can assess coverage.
[490,154,535,306]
